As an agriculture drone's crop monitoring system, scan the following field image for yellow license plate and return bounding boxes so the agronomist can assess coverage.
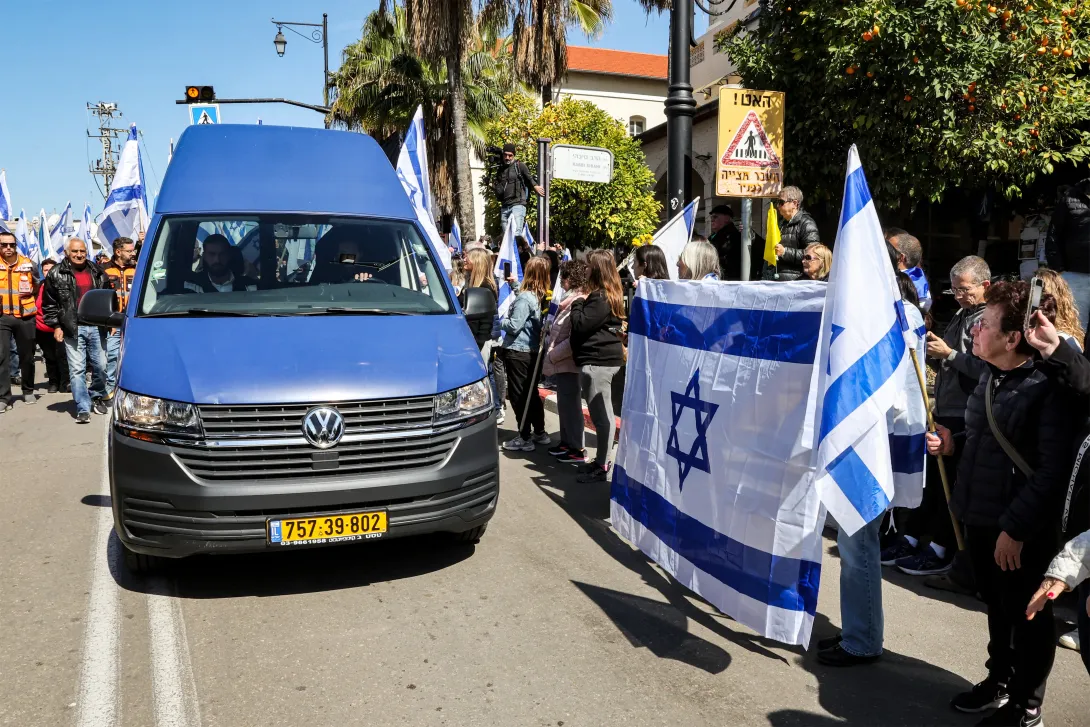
[268,511,387,546]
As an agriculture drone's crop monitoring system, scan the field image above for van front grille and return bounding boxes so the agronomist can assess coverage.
[197,396,435,439]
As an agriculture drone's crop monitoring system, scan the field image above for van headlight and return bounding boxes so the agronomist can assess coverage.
[115,390,202,434]
[433,378,493,425]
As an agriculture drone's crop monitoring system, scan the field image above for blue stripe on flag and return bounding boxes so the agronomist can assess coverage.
[629,297,821,365]
[825,446,892,523]
[838,165,872,229]
[889,432,926,475]
[819,319,906,442]
[611,465,821,615]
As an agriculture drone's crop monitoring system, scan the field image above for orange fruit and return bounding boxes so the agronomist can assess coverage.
[913,56,920,63]
[873,24,880,34]
[862,30,873,40]
[904,94,912,101]
[968,104,976,111]
[867,71,874,77]
[1003,9,1013,18]
[1053,46,1061,54]
[988,4,997,10]
[1037,46,1048,54]
[846,66,856,74]
[1030,128,1039,137]
[1064,48,1074,57]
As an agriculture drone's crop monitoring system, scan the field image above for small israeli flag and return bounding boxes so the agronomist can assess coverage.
[15,210,38,264]
[95,125,149,255]
[79,202,94,251]
[37,209,51,262]
[621,199,699,279]
[450,217,462,254]
[49,202,72,262]
[812,145,923,535]
[0,170,12,222]
[494,213,524,320]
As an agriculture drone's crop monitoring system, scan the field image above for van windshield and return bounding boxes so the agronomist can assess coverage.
[137,215,452,316]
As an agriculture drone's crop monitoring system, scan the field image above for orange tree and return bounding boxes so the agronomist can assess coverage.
[719,0,1090,207]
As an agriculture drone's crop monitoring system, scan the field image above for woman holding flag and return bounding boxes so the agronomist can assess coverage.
[500,256,551,452]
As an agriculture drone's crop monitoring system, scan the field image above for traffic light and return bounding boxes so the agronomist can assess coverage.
[184,86,215,103]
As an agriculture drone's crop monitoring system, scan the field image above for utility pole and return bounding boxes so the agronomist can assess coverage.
[665,0,696,218]
[87,102,126,198]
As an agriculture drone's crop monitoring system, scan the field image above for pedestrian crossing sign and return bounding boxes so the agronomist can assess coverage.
[716,88,785,198]
[189,104,220,126]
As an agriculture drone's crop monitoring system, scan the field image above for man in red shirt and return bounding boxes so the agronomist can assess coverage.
[42,238,112,422]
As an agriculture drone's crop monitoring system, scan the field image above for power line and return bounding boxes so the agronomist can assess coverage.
[87,102,126,198]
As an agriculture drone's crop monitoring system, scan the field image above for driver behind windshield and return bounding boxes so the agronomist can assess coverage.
[184,234,258,293]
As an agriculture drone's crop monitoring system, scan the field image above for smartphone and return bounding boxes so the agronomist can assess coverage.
[503,261,511,278]
[1023,276,1044,330]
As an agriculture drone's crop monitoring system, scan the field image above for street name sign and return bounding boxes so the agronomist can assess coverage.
[551,144,614,184]
[189,104,220,126]
[716,88,785,198]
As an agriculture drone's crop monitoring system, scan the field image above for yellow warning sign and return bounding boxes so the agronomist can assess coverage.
[716,88,785,198]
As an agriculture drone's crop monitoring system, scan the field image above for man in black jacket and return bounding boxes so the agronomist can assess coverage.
[928,281,1075,726]
[707,204,743,280]
[493,144,544,237]
[1045,179,1090,331]
[184,235,258,293]
[772,186,820,281]
[42,238,113,422]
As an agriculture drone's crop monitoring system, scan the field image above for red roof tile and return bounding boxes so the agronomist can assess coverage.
[567,46,668,80]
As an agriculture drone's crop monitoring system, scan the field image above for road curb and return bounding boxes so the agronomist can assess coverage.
[537,386,620,441]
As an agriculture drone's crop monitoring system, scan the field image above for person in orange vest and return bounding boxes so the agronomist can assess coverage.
[0,224,39,411]
[102,237,136,399]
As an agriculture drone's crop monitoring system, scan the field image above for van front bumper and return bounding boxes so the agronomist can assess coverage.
[109,416,499,558]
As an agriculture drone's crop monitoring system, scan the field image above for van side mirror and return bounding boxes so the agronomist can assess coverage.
[79,289,124,328]
[462,287,497,348]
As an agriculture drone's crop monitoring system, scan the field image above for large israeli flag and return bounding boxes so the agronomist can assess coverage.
[49,202,73,262]
[0,170,12,222]
[95,125,150,254]
[15,210,38,264]
[396,106,452,273]
[612,279,828,646]
[812,145,921,535]
[493,213,524,320]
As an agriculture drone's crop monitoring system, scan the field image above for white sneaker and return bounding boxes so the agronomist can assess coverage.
[502,436,534,452]
[531,431,551,446]
[1059,629,1080,652]
[496,411,506,425]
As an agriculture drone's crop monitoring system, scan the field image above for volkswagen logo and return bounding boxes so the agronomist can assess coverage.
[302,407,345,449]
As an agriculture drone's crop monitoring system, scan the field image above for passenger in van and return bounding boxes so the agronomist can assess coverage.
[184,235,258,293]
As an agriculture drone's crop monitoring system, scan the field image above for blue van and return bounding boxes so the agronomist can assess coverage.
[80,125,499,573]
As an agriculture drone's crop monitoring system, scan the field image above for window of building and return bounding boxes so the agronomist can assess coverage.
[628,116,646,136]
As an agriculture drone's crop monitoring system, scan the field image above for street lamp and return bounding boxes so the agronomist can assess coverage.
[270,13,330,119]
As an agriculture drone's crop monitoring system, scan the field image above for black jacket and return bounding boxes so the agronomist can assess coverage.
[493,160,538,208]
[1045,178,1090,274]
[569,290,625,368]
[931,304,988,419]
[42,258,112,338]
[1037,341,1090,536]
[709,224,743,281]
[950,362,1076,542]
[183,271,259,293]
[776,210,821,281]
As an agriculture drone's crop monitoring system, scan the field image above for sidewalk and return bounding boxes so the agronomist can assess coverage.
[536,386,620,441]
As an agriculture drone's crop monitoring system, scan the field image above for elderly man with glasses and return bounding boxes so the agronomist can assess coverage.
[0,224,39,411]
[772,186,821,281]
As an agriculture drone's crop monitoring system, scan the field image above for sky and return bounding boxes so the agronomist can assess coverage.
[0,0,701,220]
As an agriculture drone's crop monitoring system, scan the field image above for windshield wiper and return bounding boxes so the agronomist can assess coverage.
[289,307,415,316]
[144,309,261,317]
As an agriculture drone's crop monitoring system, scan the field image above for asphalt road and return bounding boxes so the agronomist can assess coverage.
[1,387,1087,727]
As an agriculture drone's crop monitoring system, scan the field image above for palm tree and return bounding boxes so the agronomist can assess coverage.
[329,6,517,222]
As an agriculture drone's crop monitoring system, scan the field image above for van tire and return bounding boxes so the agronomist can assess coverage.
[123,546,164,575]
[453,524,487,544]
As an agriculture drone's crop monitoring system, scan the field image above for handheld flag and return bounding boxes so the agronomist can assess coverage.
[80,202,94,251]
[494,213,524,320]
[812,145,918,535]
[522,221,535,250]
[0,170,12,222]
[37,209,50,262]
[450,217,462,254]
[647,198,699,280]
[396,106,452,272]
[96,125,150,254]
[15,210,38,264]
[49,202,73,261]
[764,202,780,267]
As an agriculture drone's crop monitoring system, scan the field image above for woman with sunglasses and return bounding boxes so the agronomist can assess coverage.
[801,243,832,282]
[772,186,821,281]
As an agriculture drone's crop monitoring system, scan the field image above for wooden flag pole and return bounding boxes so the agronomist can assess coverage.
[907,347,966,552]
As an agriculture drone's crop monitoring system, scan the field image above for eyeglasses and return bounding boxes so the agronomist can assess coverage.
[951,285,979,295]
[801,255,816,261]
[0,242,16,248]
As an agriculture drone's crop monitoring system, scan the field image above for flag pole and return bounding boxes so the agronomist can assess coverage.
[906,347,966,552]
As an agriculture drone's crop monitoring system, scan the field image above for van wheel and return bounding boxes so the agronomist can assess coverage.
[453,524,487,544]
[123,546,164,575]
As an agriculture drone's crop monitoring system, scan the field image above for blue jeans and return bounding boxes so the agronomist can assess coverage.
[64,326,107,415]
[500,204,527,235]
[105,330,122,394]
[837,516,885,657]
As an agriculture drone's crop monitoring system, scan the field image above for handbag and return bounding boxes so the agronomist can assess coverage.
[985,374,1035,478]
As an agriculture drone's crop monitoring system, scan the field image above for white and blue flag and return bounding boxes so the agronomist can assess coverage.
[95,125,150,256]
[0,170,12,222]
[812,145,925,535]
[494,213,524,320]
[396,106,452,273]
[611,279,828,646]
[623,198,699,279]
[15,210,38,264]
[450,217,462,254]
[79,202,94,251]
[37,209,51,262]
[49,202,73,262]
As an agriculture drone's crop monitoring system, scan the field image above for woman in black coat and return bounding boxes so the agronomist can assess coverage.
[928,281,1075,725]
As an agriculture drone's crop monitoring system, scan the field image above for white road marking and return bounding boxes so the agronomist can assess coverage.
[147,579,202,727]
[75,424,120,727]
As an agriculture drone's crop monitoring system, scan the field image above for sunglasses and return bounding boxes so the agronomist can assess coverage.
[801,255,816,261]
[775,198,793,206]
[0,242,17,248]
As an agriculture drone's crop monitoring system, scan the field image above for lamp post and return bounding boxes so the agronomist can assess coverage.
[665,0,696,219]
[271,13,330,126]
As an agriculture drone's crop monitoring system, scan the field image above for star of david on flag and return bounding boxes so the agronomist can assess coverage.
[665,370,719,490]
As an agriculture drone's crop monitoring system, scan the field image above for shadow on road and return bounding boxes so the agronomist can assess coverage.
[81,494,111,507]
[572,581,732,674]
[113,534,477,599]
[768,614,975,727]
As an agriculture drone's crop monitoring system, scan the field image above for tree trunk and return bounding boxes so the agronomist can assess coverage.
[541,84,553,107]
[447,37,477,241]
